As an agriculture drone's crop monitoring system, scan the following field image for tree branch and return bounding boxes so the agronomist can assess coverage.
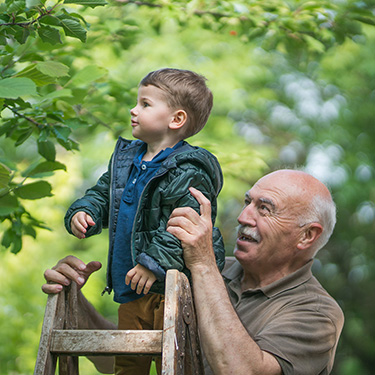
[1,4,59,27]
[4,105,43,127]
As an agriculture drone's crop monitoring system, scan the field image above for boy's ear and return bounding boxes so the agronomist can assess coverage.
[169,110,187,130]
[297,223,323,251]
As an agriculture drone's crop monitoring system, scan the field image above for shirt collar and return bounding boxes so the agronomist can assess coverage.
[222,258,314,298]
[134,141,184,165]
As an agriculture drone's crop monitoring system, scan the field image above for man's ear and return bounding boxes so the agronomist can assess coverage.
[169,110,187,130]
[297,223,323,250]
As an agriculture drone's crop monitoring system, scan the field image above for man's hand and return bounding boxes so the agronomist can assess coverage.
[42,255,102,294]
[71,211,96,239]
[167,187,215,270]
[125,264,156,295]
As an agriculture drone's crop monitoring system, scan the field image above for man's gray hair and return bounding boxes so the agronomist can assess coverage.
[299,193,337,255]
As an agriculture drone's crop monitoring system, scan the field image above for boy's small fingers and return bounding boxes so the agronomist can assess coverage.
[136,282,145,295]
[86,214,96,226]
[143,281,152,295]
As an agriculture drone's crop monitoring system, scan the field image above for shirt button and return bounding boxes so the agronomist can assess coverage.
[141,164,147,170]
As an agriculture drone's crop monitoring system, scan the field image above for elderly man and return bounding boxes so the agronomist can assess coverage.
[43,169,344,375]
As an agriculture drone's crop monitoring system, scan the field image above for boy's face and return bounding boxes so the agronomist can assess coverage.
[130,85,176,144]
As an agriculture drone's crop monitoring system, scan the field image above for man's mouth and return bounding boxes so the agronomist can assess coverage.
[237,225,260,243]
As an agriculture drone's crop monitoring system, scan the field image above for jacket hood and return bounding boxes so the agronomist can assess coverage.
[159,143,223,196]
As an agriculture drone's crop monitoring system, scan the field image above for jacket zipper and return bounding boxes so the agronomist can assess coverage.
[130,165,171,269]
[101,139,121,296]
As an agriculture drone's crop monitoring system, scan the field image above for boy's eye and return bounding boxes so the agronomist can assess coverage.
[143,102,150,108]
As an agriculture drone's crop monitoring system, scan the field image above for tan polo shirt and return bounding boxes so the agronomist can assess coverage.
[204,258,344,375]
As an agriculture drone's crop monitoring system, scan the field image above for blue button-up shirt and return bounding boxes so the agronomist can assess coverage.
[112,140,183,304]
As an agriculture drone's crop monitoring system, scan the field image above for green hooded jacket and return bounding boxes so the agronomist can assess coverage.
[64,138,225,294]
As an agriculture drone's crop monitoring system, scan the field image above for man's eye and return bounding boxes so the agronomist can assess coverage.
[260,205,271,213]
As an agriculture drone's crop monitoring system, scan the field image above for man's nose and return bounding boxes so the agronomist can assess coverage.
[237,204,256,227]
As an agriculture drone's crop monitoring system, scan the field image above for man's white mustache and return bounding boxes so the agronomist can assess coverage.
[236,225,261,243]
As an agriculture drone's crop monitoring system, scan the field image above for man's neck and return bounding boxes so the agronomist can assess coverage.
[240,258,310,292]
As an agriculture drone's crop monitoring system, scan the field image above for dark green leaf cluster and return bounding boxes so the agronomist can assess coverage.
[0,0,106,46]
[0,0,107,253]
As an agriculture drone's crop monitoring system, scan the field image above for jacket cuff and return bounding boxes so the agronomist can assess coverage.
[135,253,166,282]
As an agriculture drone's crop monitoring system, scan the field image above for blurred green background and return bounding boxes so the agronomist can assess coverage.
[1,0,374,373]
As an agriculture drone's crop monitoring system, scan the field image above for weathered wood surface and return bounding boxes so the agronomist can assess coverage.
[34,269,204,375]
[51,330,163,355]
[162,270,204,375]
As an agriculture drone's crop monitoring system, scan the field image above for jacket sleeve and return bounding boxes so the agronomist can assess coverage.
[135,166,225,282]
[64,166,111,238]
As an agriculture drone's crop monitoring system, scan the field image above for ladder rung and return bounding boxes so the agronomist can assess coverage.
[50,330,163,356]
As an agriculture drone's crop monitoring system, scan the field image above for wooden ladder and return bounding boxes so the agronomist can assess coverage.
[34,270,203,375]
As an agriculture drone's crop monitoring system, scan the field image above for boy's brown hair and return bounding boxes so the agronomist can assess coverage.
[140,68,213,138]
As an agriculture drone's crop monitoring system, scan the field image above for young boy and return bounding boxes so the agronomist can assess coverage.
[64,68,225,375]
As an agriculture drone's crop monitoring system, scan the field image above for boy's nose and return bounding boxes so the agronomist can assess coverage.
[130,106,137,116]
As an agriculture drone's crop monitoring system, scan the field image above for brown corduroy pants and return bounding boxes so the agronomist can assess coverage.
[114,294,165,375]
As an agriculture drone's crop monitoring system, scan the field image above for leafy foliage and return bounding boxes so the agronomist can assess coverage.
[0,0,375,374]
[1,0,373,253]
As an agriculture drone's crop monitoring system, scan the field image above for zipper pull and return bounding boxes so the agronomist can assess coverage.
[101,286,112,296]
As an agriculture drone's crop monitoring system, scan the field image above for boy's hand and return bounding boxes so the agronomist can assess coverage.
[71,211,96,239]
[125,264,156,295]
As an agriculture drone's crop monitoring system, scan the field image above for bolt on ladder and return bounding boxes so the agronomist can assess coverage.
[34,269,203,374]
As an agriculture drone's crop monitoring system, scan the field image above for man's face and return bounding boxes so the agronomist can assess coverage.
[234,174,306,271]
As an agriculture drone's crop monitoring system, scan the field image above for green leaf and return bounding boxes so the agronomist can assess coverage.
[65,118,88,129]
[14,25,31,44]
[350,15,375,26]
[23,161,66,177]
[43,88,73,100]
[37,61,70,78]
[39,15,62,27]
[0,162,11,189]
[37,139,56,161]
[15,127,33,146]
[37,25,62,45]
[6,0,25,13]
[15,64,57,86]
[23,224,37,238]
[0,78,37,99]
[10,234,22,254]
[14,181,53,199]
[26,0,41,7]
[303,34,326,53]
[52,124,71,142]
[0,193,19,216]
[64,0,107,8]
[57,15,87,42]
[66,65,107,87]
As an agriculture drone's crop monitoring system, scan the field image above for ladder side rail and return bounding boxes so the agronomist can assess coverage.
[162,270,180,375]
[162,270,204,375]
[179,272,204,375]
[59,283,79,375]
[34,287,66,375]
